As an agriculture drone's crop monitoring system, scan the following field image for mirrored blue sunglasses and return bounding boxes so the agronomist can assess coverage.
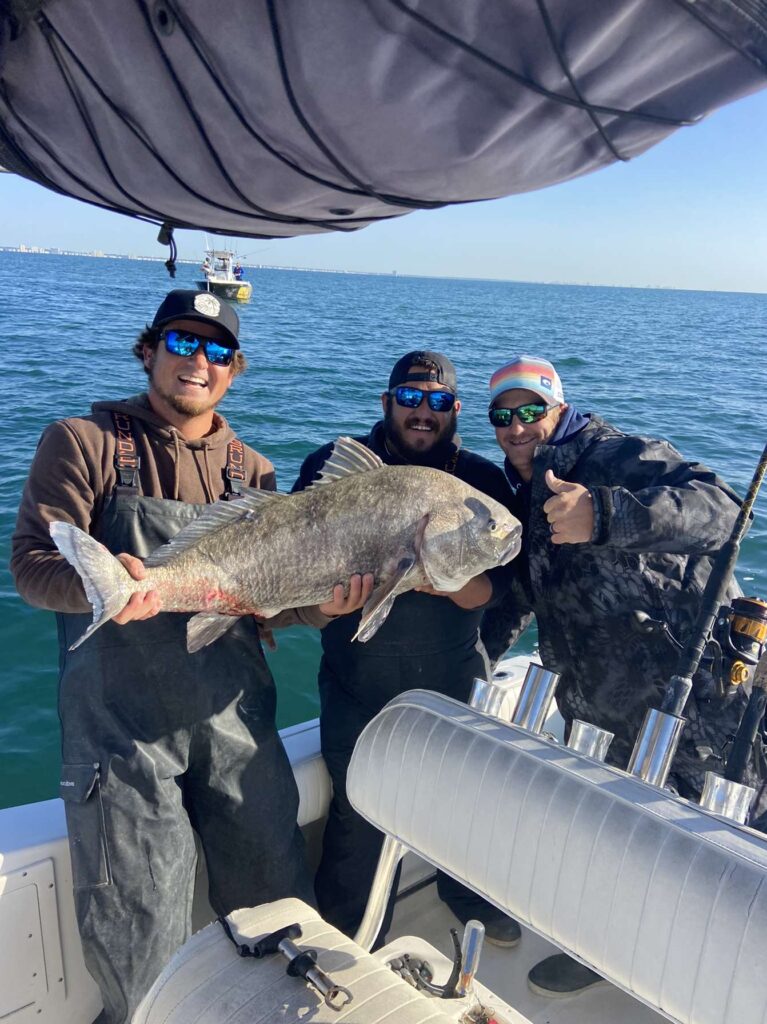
[162,329,235,367]
[390,385,456,413]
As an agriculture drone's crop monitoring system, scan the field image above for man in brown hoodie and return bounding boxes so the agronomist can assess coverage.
[11,290,366,1024]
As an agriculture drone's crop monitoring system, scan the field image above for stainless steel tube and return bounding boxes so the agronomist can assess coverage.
[627,708,685,788]
[567,719,614,761]
[700,772,755,824]
[469,676,509,719]
[353,835,406,951]
[511,662,559,734]
[455,920,485,997]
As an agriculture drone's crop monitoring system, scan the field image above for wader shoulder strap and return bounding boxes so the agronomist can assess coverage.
[112,412,140,489]
[223,437,246,499]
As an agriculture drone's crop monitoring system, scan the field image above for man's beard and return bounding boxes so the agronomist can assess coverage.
[383,404,458,465]
[149,367,218,418]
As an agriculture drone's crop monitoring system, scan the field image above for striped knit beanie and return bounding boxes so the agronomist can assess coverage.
[488,355,564,407]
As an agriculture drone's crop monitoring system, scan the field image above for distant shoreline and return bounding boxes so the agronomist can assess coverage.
[1,247,763,295]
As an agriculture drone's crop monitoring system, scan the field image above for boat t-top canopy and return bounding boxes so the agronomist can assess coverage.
[1,0,766,240]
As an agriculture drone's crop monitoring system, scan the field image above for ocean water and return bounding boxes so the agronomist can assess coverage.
[1,252,765,811]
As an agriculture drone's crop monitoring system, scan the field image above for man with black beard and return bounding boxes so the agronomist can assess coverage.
[293,351,519,946]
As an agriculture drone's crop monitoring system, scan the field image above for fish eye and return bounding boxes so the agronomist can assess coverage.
[488,518,497,532]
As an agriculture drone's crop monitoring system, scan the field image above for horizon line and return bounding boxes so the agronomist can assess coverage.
[0,247,764,297]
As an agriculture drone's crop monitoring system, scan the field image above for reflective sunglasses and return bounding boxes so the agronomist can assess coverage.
[488,402,554,427]
[390,385,456,413]
[162,329,235,367]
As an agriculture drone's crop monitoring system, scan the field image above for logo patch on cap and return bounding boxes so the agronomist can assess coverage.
[194,293,221,317]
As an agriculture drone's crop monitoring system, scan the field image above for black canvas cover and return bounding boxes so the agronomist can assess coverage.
[1,0,766,239]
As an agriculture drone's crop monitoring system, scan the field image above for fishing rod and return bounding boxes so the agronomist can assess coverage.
[726,649,767,785]
[660,440,767,717]
[628,441,767,788]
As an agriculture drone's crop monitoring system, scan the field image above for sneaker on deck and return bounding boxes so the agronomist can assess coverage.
[447,903,521,948]
[482,913,522,948]
[527,953,608,997]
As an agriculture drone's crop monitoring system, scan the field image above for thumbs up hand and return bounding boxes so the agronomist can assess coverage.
[542,470,594,544]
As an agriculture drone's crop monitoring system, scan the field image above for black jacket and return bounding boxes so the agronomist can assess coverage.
[481,413,757,799]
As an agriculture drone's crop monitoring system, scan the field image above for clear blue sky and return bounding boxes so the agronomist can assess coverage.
[2,87,766,293]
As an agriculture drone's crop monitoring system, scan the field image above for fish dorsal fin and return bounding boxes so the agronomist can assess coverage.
[312,437,384,486]
[144,489,284,567]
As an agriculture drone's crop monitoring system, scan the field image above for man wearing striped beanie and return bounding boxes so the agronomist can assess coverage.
[481,354,763,999]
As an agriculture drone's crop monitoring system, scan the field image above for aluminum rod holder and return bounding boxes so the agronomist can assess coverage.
[567,719,614,761]
[700,771,756,824]
[627,708,685,788]
[511,662,559,734]
[469,675,511,719]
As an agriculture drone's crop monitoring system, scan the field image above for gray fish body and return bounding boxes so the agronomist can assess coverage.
[50,438,521,651]
[150,466,509,610]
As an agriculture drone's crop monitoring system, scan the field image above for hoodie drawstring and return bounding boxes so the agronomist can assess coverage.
[170,429,181,501]
[202,446,216,503]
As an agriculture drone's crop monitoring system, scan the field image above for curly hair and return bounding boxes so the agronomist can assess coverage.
[133,326,247,377]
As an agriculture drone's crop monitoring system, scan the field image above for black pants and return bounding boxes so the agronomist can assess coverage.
[314,662,500,939]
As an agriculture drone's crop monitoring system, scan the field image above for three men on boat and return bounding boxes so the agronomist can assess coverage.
[12,318,765,1012]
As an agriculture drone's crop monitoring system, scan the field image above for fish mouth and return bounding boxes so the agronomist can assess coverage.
[497,524,522,564]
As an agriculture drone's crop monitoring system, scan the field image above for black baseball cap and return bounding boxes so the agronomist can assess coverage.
[151,290,240,349]
[388,350,457,393]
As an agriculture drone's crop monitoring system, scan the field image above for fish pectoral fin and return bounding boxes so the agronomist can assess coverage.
[187,612,240,653]
[352,555,418,643]
[311,436,384,487]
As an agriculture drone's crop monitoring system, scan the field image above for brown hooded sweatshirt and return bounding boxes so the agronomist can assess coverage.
[11,393,328,629]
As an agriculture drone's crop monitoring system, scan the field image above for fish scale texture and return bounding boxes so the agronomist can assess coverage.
[144,464,517,615]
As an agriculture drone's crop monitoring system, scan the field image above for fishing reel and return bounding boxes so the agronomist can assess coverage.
[703,596,767,698]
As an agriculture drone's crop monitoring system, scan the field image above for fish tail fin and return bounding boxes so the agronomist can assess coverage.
[50,522,136,650]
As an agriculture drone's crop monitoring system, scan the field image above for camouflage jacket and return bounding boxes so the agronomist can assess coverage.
[480,414,762,802]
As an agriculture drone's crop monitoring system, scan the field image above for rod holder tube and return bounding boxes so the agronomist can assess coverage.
[700,772,756,824]
[511,663,559,734]
[567,720,614,761]
[627,708,685,788]
[354,835,406,952]
[455,920,485,998]
[469,679,512,720]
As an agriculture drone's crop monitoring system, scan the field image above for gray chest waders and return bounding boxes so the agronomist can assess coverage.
[56,415,311,1024]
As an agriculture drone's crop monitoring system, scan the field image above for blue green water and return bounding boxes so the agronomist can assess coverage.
[1,252,765,810]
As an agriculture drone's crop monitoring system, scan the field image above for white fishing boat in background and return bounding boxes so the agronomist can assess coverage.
[197,250,252,302]
[1,2,767,1023]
